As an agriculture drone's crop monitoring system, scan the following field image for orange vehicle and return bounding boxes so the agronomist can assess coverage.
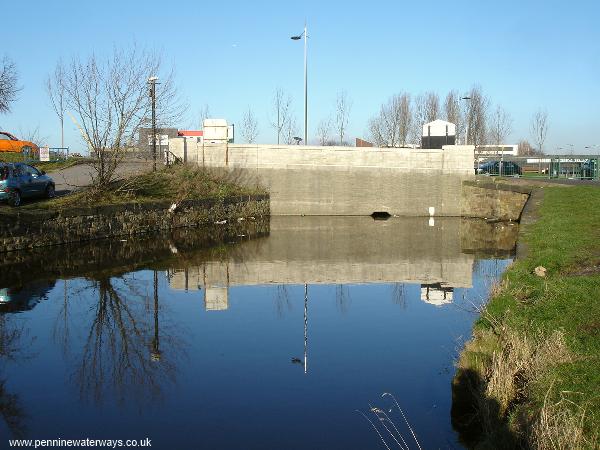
[0,131,40,155]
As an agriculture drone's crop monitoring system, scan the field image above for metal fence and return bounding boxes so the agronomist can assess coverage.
[474,154,600,180]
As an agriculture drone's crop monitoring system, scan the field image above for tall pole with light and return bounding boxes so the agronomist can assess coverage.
[291,24,308,145]
[460,96,471,145]
[148,76,159,171]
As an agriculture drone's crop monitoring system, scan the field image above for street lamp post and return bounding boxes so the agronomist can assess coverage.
[460,96,471,145]
[148,76,159,171]
[291,24,308,145]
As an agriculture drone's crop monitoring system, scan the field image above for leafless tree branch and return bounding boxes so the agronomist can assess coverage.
[51,45,185,187]
[369,93,412,147]
[270,88,292,145]
[316,117,331,146]
[241,107,259,143]
[530,109,549,156]
[335,91,352,145]
[0,55,21,114]
[46,63,66,148]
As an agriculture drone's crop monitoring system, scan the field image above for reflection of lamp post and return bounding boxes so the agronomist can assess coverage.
[291,24,308,145]
[150,270,161,362]
[304,283,308,374]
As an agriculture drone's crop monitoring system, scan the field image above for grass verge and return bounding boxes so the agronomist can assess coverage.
[0,152,91,172]
[26,164,265,210]
[453,185,600,449]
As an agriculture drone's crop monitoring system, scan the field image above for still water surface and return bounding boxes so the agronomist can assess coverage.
[0,217,516,449]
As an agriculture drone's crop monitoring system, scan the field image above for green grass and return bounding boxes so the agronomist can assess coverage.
[0,152,90,171]
[465,186,600,446]
[26,164,266,210]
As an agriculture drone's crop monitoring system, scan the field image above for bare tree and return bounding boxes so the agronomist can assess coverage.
[316,117,332,146]
[52,46,184,187]
[444,90,462,141]
[465,85,489,147]
[241,107,259,143]
[17,125,48,147]
[530,109,549,156]
[489,105,513,146]
[0,55,20,114]
[198,104,211,129]
[424,91,440,123]
[334,91,352,145]
[46,63,66,148]
[270,88,292,145]
[489,105,513,174]
[284,115,299,144]
[518,139,544,156]
[369,93,412,147]
[410,94,426,145]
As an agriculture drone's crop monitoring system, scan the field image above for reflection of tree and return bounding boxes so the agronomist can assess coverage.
[53,280,74,358]
[273,285,292,318]
[392,283,407,309]
[335,285,352,314]
[0,314,28,437]
[73,276,179,405]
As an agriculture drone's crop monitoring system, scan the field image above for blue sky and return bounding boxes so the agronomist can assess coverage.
[1,0,599,153]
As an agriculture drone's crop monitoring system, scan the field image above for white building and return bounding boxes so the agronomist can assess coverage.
[476,144,519,157]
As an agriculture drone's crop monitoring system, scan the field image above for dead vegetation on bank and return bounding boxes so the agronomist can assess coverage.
[453,292,598,450]
[453,186,600,449]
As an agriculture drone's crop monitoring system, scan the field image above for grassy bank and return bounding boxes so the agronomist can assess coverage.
[454,185,600,449]
[26,164,265,210]
[0,152,91,171]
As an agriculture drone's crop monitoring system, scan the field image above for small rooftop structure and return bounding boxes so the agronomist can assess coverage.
[421,120,456,149]
[203,119,234,143]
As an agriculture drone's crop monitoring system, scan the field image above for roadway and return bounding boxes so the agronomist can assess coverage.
[52,160,153,194]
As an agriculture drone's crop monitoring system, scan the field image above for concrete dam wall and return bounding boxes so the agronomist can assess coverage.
[170,140,476,216]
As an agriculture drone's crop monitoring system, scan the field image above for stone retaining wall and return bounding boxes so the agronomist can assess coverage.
[0,195,269,252]
[461,180,531,221]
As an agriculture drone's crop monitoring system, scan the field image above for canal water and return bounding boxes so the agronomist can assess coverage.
[0,217,517,449]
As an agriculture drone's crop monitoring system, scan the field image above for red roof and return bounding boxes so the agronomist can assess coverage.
[178,130,203,137]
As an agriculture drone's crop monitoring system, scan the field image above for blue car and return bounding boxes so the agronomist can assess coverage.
[0,162,55,206]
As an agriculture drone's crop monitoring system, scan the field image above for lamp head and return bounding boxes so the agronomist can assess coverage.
[291,35,302,40]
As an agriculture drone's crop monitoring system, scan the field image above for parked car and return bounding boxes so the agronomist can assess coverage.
[0,131,40,156]
[476,160,522,176]
[0,162,55,206]
[581,159,598,179]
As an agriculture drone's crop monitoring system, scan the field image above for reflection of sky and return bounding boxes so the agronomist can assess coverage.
[0,258,510,449]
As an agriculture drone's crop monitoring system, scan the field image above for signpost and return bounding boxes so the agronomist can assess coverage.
[40,146,50,162]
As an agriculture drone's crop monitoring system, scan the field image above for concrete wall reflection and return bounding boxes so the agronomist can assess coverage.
[167,217,516,310]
